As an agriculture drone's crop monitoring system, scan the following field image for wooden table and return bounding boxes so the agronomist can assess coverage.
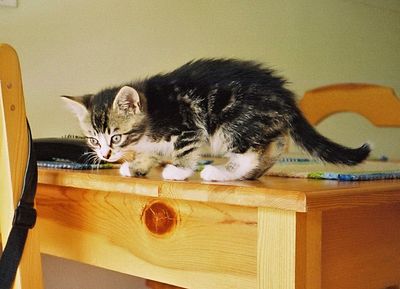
[36,166,400,289]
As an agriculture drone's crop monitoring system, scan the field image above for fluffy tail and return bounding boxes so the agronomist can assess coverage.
[289,107,371,165]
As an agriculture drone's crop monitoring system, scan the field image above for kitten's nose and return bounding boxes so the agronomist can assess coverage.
[103,150,112,160]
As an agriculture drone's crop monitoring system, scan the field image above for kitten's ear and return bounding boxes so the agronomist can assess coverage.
[60,95,91,121]
[113,86,141,114]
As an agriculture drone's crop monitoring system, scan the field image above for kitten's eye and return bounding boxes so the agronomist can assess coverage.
[111,134,122,144]
[87,137,100,147]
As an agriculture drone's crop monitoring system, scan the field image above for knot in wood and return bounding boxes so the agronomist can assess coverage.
[142,201,177,235]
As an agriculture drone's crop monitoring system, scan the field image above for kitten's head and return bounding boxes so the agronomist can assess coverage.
[61,86,145,163]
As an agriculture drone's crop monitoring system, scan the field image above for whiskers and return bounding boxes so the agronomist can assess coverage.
[82,151,103,171]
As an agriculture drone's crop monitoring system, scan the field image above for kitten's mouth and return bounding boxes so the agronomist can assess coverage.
[104,157,121,163]
[99,153,123,163]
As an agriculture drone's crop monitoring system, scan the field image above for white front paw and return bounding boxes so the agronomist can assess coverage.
[119,162,148,177]
[162,164,193,180]
[200,165,230,182]
[119,162,132,177]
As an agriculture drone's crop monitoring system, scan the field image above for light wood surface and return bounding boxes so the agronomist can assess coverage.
[257,208,296,289]
[38,167,400,212]
[300,83,400,127]
[37,184,258,288]
[36,167,400,288]
[0,43,43,289]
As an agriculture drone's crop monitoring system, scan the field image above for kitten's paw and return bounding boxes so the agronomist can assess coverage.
[162,164,193,180]
[119,162,148,177]
[119,162,132,177]
[200,165,232,182]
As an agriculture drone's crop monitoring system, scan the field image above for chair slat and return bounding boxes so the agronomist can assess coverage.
[0,43,43,289]
[300,83,400,127]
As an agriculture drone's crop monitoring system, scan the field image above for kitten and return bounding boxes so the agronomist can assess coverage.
[61,58,370,181]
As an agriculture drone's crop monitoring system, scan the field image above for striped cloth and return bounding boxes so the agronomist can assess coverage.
[268,156,400,181]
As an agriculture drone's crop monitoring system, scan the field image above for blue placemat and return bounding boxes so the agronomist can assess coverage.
[37,160,116,170]
[268,156,400,181]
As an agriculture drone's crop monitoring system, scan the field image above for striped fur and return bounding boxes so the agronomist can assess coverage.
[62,58,370,181]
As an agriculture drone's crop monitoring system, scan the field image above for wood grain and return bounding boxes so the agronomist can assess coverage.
[257,208,296,289]
[295,212,322,289]
[0,43,43,289]
[39,168,400,212]
[35,169,400,288]
[322,203,400,289]
[36,184,258,289]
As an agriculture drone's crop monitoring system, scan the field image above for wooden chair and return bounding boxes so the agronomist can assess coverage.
[299,83,400,127]
[0,44,44,289]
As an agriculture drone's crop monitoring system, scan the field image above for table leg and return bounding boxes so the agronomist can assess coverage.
[296,211,322,289]
[257,208,296,289]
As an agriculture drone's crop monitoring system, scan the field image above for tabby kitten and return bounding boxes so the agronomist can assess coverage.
[61,59,370,181]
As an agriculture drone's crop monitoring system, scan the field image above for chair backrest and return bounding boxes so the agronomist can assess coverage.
[0,44,43,289]
[299,83,400,127]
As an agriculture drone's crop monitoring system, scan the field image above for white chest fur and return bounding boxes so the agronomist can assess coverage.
[133,130,230,158]
[133,136,177,156]
[208,129,229,156]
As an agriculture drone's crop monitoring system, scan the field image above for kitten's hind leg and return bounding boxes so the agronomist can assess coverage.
[200,137,286,181]
[200,151,260,181]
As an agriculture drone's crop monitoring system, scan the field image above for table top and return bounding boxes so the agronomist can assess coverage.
[37,163,400,212]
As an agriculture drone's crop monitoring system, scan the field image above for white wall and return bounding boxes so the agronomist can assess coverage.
[1,1,399,288]
[1,0,400,157]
